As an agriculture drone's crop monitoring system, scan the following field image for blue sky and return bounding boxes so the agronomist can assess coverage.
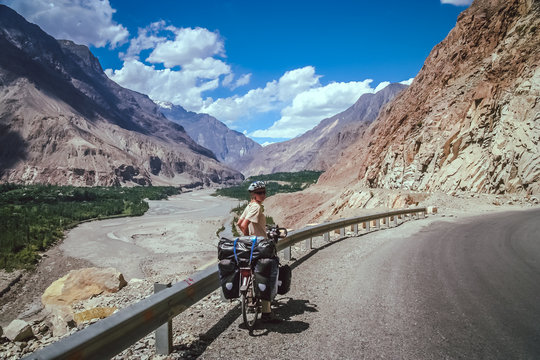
[2,0,472,145]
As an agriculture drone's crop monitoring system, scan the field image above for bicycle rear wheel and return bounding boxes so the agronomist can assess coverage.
[241,282,259,331]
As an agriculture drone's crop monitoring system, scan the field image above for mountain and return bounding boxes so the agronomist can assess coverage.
[319,0,539,195]
[157,102,262,170]
[0,5,243,187]
[240,83,408,176]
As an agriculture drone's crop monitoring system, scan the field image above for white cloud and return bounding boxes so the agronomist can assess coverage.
[3,0,129,48]
[147,27,225,67]
[400,77,415,86]
[107,24,252,109]
[199,66,322,125]
[249,79,377,139]
[440,0,473,6]
[374,81,390,93]
[106,59,227,110]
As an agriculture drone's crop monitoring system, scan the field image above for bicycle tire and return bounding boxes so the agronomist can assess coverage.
[241,282,259,331]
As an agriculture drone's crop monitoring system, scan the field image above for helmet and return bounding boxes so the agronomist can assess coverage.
[248,181,266,192]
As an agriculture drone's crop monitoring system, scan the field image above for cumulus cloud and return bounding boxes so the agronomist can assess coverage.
[400,77,415,86]
[222,73,252,90]
[147,27,225,67]
[107,23,243,109]
[106,59,227,110]
[199,66,322,125]
[440,0,473,6]
[249,79,377,139]
[3,0,129,48]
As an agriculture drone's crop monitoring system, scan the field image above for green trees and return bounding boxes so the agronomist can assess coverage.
[0,184,180,270]
[213,170,324,201]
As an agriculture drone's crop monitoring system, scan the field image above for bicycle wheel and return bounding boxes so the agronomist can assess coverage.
[241,281,259,331]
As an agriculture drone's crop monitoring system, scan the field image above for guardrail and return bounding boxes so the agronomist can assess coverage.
[24,207,426,359]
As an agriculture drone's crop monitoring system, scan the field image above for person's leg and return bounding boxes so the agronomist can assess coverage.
[262,300,271,313]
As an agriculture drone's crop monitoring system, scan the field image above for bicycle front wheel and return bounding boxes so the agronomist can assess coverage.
[241,285,259,331]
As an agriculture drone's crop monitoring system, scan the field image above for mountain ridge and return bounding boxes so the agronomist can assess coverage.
[0,5,242,187]
[239,83,408,176]
[158,102,262,170]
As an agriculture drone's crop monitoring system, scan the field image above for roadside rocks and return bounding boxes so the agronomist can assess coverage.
[39,267,127,337]
[4,319,34,342]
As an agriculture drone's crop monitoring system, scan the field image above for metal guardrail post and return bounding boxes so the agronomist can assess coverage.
[353,224,358,235]
[365,221,370,232]
[375,219,380,229]
[324,232,330,242]
[283,246,292,261]
[154,283,172,355]
[340,227,345,237]
[305,237,313,250]
[393,215,398,226]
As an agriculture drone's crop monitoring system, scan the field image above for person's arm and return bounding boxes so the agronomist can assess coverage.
[237,217,250,236]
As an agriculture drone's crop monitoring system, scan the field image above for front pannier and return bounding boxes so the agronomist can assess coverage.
[218,259,239,299]
[253,257,279,301]
[277,264,292,295]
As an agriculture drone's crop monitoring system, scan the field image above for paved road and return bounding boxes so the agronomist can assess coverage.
[198,208,540,359]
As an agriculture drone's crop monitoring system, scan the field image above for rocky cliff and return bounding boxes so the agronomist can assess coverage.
[264,0,539,229]
[240,83,407,176]
[158,102,262,170]
[0,5,243,186]
[320,0,539,196]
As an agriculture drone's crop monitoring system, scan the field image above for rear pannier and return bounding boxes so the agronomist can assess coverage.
[218,259,240,299]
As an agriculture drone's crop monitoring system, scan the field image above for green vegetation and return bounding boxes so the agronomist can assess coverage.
[0,184,180,270]
[213,170,324,201]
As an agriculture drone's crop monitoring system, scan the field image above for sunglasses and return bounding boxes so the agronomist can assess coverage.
[254,191,266,195]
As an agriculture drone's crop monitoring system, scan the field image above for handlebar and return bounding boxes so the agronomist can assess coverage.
[266,225,288,241]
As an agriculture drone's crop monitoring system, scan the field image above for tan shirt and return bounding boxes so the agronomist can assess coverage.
[239,201,267,237]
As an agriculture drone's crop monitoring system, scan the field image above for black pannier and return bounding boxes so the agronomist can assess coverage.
[253,257,279,301]
[218,259,240,299]
[277,264,292,295]
[218,236,276,262]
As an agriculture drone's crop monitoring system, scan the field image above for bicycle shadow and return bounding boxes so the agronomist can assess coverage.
[245,297,318,336]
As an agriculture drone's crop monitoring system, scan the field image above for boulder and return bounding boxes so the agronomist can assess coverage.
[42,267,127,307]
[41,267,127,336]
[44,305,76,337]
[4,319,34,342]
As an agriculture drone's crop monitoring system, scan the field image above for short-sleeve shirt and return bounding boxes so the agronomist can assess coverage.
[239,202,267,237]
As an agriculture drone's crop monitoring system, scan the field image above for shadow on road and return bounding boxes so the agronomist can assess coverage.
[247,297,318,337]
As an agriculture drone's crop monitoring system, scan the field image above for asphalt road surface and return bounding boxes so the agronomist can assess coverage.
[198,208,540,359]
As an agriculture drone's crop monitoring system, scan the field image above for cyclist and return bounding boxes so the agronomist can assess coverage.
[237,181,281,323]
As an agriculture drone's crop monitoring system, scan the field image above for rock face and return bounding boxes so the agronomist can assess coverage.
[158,102,262,169]
[0,5,243,186]
[240,83,407,176]
[320,0,540,196]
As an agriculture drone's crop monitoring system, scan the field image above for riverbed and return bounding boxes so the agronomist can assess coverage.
[60,189,241,281]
